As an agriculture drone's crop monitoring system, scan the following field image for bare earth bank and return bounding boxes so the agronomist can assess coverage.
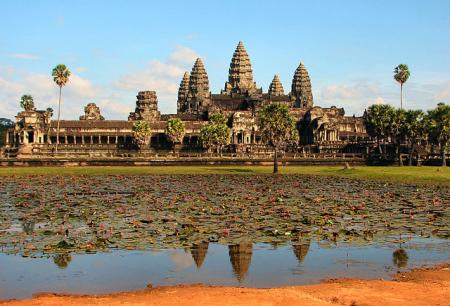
[1,264,449,306]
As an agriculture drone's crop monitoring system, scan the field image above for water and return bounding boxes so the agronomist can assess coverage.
[0,238,448,300]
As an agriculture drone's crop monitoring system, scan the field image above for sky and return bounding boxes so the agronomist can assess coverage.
[1,0,449,120]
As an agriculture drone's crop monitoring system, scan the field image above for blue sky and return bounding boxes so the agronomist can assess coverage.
[1,0,449,119]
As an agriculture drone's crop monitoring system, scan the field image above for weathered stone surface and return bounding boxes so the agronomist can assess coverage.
[177,71,190,112]
[128,91,161,121]
[79,103,104,121]
[223,41,258,95]
[268,75,285,96]
[291,62,313,108]
[186,58,211,113]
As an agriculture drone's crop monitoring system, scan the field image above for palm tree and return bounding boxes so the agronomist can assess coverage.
[52,64,71,154]
[427,103,450,166]
[363,104,395,159]
[165,118,186,154]
[199,113,230,156]
[20,94,35,111]
[132,120,151,149]
[258,104,299,174]
[401,109,425,166]
[393,64,410,109]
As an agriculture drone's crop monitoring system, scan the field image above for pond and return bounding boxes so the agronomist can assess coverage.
[0,174,449,299]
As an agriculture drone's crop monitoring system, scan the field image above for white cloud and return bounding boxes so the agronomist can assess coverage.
[8,53,39,60]
[114,45,199,114]
[434,82,450,101]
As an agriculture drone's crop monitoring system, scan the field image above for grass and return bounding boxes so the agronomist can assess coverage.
[0,165,448,185]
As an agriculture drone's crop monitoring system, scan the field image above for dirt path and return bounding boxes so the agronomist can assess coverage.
[2,264,449,306]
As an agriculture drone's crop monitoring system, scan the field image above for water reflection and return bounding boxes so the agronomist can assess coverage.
[190,242,209,269]
[292,241,311,264]
[392,248,409,268]
[229,241,253,282]
[53,253,72,269]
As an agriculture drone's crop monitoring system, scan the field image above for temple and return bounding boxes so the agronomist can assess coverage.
[2,41,368,158]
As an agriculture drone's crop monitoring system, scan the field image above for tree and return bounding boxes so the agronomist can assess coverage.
[401,109,426,166]
[52,64,71,154]
[132,120,151,149]
[393,64,410,109]
[200,113,230,156]
[427,103,450,166]
[363,104,395,159]
[0,118,14,147]
[20,94,35,111]
[258,103,299,174]
[165,118,185,154]
[388,108,405,166]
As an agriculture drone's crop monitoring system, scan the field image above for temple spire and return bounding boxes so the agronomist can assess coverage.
[291,62,313,108]
[223,41,257,95]
[268,75,285,96]
[187,58,210,112]
[177,71,190,112]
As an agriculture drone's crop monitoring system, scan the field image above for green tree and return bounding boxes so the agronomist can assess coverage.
[200,113,230,156]
[258,103,299,174]
[388,108,406,166]
[20,94,35,111]
[165,118,186,154]
[0,118,14,147]
[427,103,450,166]
[132,120,152,149]
[393,64,410,109]
[401,109,426,166]
[363,104,395,159]
[52,64,71,154]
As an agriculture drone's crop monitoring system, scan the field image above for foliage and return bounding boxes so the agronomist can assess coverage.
[258,103,299,148]
[427,103,450,165]
[132,120,152,147]
[200,113,230,154]
[52,64,71,87]
[165,118,185,144]
[393,64,410,86]
[0,118,14,147]
[20,94,35,111]
[258,103,299,173]
[363,104,395,142]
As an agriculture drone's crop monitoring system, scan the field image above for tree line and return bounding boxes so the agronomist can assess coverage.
[363,103,450,166]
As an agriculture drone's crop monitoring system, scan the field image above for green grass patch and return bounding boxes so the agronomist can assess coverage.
[0,165,448,185]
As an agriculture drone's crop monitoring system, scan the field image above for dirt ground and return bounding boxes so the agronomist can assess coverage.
[1,264,449,306]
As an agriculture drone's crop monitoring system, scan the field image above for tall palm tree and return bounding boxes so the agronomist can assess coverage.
[393,64,410,109]
[20,94,35,111]
[51,64,71,154]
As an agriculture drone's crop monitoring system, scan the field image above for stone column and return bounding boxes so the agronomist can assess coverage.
[107,136,110,144]
[90,136,93,144]
[98,135,101,144]
[82,135,85,144]
[115,136,118,144]
[74,135,77,144]
[5,129,9,145]
[64,135,68,144]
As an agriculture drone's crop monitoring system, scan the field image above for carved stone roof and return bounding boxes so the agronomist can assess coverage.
[188,58,210,97]
[178,71,190,102]
[268,75,285,96]
[223,41,257,94]
[291,62,313,108]
[50,120,133,129]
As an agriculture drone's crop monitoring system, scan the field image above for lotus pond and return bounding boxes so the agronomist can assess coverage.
[0,174,449,299]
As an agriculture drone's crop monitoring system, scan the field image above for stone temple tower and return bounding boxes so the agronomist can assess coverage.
[223,41,258,95]
[128,91,161,121]
[291,62,313,108]
[268,75,285,96]
[186,58,211,113]
[177,71,190,113]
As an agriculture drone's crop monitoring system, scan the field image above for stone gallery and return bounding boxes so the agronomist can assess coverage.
[3,42,368,157]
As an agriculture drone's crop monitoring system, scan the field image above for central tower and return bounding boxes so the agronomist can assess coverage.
[223,41,258,95]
